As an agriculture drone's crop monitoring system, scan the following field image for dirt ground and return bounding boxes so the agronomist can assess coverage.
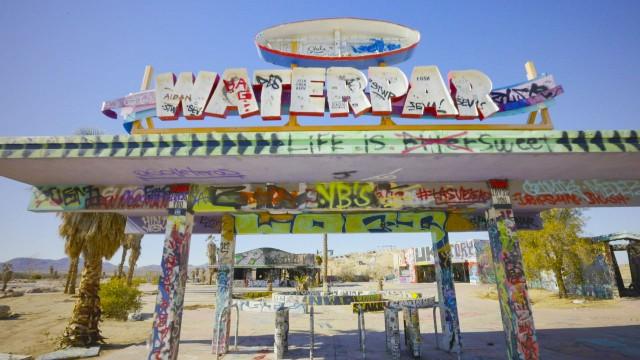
[1,280,639,359]
[0,280,155,357]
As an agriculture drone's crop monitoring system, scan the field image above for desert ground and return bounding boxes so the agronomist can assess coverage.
[1,276,639,359]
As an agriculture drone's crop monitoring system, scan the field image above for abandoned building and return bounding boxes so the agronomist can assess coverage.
[394,239,491,284]
[231,247,319,287]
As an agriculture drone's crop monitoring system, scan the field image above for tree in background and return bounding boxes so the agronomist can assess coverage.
[126,234,143,286]
[116,237,130,278]
[1,263,13,292]
[59,212,126,347]
[315,255,323,285]
[518,209,598,298]
[61,214,86,295]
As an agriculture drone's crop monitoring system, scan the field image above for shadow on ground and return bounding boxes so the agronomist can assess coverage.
[211,325,640,359]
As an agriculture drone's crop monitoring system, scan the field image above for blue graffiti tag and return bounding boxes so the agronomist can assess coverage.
[351,39,401,54]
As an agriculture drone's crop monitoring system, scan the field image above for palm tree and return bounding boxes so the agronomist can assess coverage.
[315,255,323,286]
[116,238,130,278]
[59,212,126,347]
[61,214,86,295]
[125,234,143,286]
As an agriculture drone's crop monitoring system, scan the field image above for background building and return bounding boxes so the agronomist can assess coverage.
[232,247,318,287]
[394,239,492,284]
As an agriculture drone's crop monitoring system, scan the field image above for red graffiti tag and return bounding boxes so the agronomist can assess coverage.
[397,131,472,154]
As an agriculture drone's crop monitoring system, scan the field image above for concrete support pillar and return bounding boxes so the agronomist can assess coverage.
[148,185,193,360]
[251,268,257,282]
[628,242,640,293]
[606,245,623,297]
[384,307,400,359]
[431,230,462,352]
[309,303,315,359]
[212,214,236,354]
[322,233,329,293]
[485,179,539,360]
[402,306,421,358]
[274,306,289,359]
[357,307,366,356]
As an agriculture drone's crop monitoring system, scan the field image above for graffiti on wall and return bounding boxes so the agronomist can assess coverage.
[4,130,638,160]
[486,184,539,360]
[30,185,178,211]
[413,239,487,264]
[124,211,540,235]
[234,211,447,234]
[29,180,640,214]
[191,182,494,212]
[133,167,245,182]
[234,248,316,267]
[234,299,307,314]
[149,212,193,360]
[513,179,640,207]
[126,215,221,234]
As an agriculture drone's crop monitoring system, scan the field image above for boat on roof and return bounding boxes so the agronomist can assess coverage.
[255,18,421,68]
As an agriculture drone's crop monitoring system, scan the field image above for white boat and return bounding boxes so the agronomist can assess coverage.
[255,18,421,68]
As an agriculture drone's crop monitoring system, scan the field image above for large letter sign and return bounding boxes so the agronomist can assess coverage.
[104,65,563,133]
[449,70,499,119]
[368,66,409,115]
[253,70,292,120]
[402,66,458,118]
[205,68,259,118]
[290,67,326,116]
[326,67,371,117]
[156,71,218,120]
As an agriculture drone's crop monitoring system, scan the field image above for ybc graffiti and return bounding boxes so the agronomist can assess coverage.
[30,180,640,213]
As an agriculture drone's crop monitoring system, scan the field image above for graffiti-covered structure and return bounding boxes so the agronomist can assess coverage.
[2,16,640,360]
[233,247,318,287]
[394,239,491,284]
[590,232,640,297]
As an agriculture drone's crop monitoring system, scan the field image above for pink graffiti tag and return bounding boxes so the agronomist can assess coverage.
[397,131,473,154]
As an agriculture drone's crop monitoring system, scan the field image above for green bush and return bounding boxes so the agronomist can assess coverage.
[233,291,272,300]
[100,277,142,320]
[130,277,147,287]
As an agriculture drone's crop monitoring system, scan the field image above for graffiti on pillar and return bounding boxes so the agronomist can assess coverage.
[402,306,422,357]
[486,206,539,360]
[213,215,235,355]
[274,307,290,358]
[433,229,462,352]
[384,307,401,359]
[149,213,192,360]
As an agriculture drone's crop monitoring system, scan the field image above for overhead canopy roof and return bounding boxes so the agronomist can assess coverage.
[0,129,638,186]
[1,129,639,232]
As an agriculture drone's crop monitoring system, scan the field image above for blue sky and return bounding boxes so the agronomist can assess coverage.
[0,1,639,265]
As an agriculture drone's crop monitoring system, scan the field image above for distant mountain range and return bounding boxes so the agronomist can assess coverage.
[0,257,209,275]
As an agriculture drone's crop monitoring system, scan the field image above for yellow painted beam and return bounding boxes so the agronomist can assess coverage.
[131,121,554,135]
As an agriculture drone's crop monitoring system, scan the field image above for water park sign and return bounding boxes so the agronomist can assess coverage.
[100,18,563,134]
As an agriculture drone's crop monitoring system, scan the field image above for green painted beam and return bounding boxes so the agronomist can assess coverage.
[0,130,638,159]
